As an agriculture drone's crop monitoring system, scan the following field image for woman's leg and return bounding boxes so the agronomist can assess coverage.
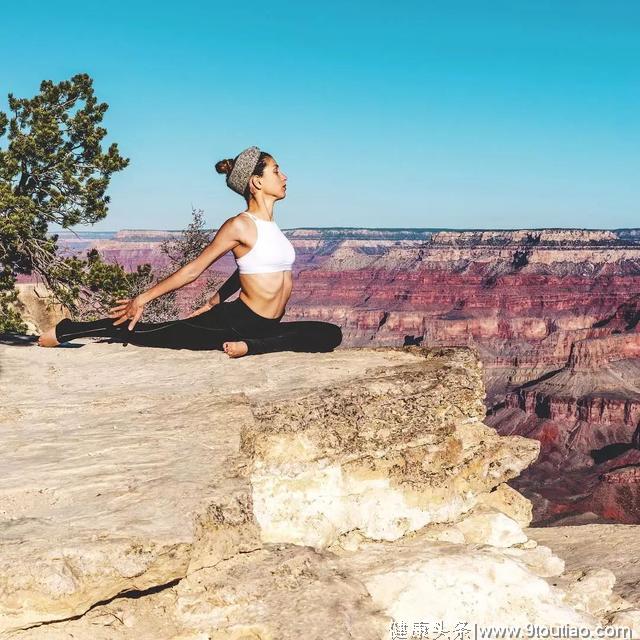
[242,320,343,355]
[52,299,343,355]
[54,306,236,351]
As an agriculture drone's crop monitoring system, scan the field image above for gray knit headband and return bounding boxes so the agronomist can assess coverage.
[226,145,262,196]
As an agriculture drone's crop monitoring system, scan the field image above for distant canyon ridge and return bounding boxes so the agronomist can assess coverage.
[18,225,640,525]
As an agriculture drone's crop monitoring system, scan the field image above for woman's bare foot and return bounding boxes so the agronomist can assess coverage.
[37,327,60,347]
[222,341,248,358]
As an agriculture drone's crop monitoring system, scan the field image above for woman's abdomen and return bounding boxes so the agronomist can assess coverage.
[238,271,292,319]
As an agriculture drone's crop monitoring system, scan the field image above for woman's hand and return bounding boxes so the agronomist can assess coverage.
[186,292,220,318]
[108,296,146,331]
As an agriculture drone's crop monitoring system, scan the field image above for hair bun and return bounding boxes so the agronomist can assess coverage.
[215,158,235,176]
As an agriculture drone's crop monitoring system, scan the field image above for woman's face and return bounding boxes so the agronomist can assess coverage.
[260,157,287,199]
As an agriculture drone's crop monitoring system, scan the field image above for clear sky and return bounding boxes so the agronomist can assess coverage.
[1,0,638,231]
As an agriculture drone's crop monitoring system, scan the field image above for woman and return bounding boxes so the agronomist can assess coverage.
[37,146,343,358]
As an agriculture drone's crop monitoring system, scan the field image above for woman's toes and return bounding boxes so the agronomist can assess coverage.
[38,327,60,348]
[222,341,248,358]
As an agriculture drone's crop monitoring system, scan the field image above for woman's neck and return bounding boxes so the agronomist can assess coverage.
[247,199,275,221]
[246,208,274,222]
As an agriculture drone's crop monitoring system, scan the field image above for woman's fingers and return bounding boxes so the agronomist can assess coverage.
[186,303,211,319]
[128,310,143,331]
[106,298,145,330]
[108,303,129,313]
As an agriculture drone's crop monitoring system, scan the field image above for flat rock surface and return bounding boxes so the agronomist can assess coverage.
[3,339,640,640]
[526,523,640,607]
[0,340,421,632]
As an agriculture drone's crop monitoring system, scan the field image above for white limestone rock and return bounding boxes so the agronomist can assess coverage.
[476,481,533,528]
[501,544,566,577]
[340,536,601,638]
[455,510,529,547]
[243,349,539,549]
[560,568,624,618]
[607,609,640,640]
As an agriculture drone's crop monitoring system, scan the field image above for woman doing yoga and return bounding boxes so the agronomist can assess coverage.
[37,146,343,358]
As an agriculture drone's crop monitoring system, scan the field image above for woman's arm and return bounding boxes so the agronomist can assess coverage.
[138,265,197,304]
[140,217,243,304]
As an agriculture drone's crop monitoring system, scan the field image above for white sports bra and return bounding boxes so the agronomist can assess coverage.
[235,212,296,274]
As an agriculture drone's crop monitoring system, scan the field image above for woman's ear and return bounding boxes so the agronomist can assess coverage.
[250,174,262,192]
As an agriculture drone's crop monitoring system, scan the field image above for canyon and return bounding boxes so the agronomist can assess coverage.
[15,225,640,525]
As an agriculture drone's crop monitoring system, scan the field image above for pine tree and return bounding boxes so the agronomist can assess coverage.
[0,73,129,331]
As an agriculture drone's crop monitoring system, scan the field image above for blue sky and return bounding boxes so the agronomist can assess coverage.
[1,0,638,231]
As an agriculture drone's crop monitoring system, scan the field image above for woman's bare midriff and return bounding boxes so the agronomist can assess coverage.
[237,271,293,319]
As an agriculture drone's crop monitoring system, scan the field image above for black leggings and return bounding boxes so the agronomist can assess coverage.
[54,297,343,355]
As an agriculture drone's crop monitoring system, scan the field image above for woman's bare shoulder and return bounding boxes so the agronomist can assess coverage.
[219,213,251,245]
[230,211,252,227]
[216,212,249,231]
